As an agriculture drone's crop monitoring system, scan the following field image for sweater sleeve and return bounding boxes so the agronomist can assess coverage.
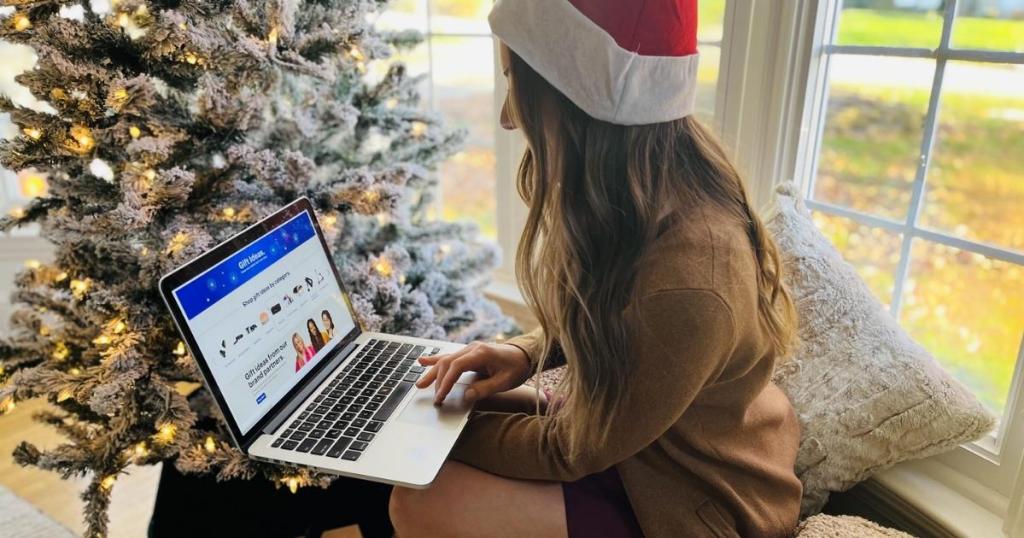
[450,289,737,482]
[503,327,567,372]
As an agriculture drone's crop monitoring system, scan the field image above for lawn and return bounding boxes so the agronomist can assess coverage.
[837,8,1024,50]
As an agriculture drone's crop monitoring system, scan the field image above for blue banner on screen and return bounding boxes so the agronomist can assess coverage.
[175,214,316,320]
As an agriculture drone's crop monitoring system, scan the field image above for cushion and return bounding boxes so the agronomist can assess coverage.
[767,182,995,515]
[795,514,913,538]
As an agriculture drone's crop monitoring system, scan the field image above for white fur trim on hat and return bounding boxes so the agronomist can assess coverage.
[489,0,700,126]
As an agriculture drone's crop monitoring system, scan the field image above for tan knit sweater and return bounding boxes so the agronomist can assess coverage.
[450,206,803,538]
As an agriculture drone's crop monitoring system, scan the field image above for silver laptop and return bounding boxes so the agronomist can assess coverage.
[159,197,473,488]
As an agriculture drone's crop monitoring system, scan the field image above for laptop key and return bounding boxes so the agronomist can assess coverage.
[350,441,369,451]
[403,372,420,383]
[328,437,354,458]
[309,429,326,439]
[317,420,333,430]
[296,438,317,453]
[373,381,414,422]
[282,429,295,438]
[282,440,299,450]
[365,421,383,432]
[371,394,386,403]
[297,422,313,432]
[365,402,380,411]
[353,418,367,428]
[312,439,333,456]
[325,412,340,421]
[411,365,425,374]
[271,438,284,448]
[290,430,307,440]
[358,410,373,419]
[383,379,398,388]
[298,412,309,420]
[349,404,363,412]
[325,429,341,439]
[357,432,375,442]
[411,345,425,356]
[332,402,347,412]
[336,420,350,430]
[344,427,360,437]
[342,451,361,461]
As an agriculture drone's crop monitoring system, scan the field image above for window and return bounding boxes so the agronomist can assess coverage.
[376,0,498,239]
[800,0,1024,500]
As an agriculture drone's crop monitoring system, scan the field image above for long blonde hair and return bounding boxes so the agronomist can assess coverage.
[505,50,797,459]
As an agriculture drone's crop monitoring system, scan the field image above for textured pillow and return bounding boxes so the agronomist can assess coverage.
[795,514,913,538]
[767,182,996,515]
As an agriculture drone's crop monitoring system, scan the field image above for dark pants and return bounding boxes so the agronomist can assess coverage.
[148,462,394,538]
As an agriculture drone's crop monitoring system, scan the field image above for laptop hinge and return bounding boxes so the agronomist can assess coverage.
[259,340,359,437]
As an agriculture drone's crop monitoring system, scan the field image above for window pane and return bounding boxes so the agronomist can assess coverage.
[922,61,1024,253]
[952,2,1024,51]
[900,240,1023,415]
[429,0,491,34]
[835,1,945,48]
[814,55,934,220]
[694,45,720,125]
[431,36,497,239]
[812,212,903,308]
[699,0,727,43]
[377,0,428,33]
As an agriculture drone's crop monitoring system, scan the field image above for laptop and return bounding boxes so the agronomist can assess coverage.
[159,197,474,488]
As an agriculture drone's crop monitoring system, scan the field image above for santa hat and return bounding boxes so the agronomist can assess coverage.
[489,0,700,126]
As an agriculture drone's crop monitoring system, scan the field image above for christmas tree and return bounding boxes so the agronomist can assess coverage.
[0,1,513,535]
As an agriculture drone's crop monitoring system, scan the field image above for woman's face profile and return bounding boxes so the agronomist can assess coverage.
[499,42,515,131]
[292,334,304,353]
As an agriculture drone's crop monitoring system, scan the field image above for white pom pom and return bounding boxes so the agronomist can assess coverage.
[89,158,115,182]
[59,4,85,21]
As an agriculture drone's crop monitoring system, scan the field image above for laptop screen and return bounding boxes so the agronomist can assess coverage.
[170,211,356,435]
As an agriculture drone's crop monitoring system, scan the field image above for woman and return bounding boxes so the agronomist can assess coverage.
[390,1,803,537]
[292,332,313,372]
[306,319,326,352]
[321,310,336,341]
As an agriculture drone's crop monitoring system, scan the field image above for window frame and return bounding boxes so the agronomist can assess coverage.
[787,0,1024,532]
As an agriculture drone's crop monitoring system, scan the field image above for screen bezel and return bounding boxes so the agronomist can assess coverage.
[158,197,361,449]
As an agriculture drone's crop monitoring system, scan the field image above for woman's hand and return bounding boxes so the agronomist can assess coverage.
[416,342,532,405]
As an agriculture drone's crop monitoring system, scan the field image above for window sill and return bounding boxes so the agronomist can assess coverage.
[839,458,1006,537]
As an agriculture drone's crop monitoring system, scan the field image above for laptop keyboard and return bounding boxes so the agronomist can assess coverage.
[269,339,440,462]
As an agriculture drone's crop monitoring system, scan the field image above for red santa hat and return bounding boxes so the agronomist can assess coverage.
[489,0,700,126]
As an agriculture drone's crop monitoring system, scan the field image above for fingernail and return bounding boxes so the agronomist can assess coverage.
[465,388,477,402]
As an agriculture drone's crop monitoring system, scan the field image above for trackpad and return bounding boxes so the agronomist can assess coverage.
[397,384,471,427]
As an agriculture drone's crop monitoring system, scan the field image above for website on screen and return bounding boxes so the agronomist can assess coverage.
[173,212,355,434]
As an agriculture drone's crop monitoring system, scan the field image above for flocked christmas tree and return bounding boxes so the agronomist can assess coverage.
[0,0,514,535]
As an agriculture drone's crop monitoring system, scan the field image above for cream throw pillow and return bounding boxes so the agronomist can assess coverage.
[767,182,996,515]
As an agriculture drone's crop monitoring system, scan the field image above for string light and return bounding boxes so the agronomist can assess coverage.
[69,125,95,153]
[128,125,141,138]
[69,278,90,298]
[143,168,156,181]
[385,98,398,109]
[267,26,279,46]
[410,121,427,138]
[57,389,73,402]
[22,127,42,140]
[92,334,111,345]
[24,259,41,269]
[1,397,15,414]
[173,341,186,356]
[184,52,199,65]
[9,206,25,219]
[222,207,236,218]
[204,436,216,453]
[362,190,380,204]
[18,169,48,198]
[69,368,81,376]
[53,341,70,361]
[50,88,66,100]
[165,232,189,255]
[117,12,129,27]
[373,257,393,277]
[155,423,176,443]
[100,475,116,490]
[55,271,69,283]
[112,320,127,334]
[322,214,338,228]
[134,441,149,458]
[39,324,50,336]
[12,13,31,31]
[439,243,452,254]
[284,476,304,494]
[349,46,365,62]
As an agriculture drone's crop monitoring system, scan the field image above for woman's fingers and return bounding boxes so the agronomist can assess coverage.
[462,374,509,403]
[434,353,484,404]
[415,363,439,389]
